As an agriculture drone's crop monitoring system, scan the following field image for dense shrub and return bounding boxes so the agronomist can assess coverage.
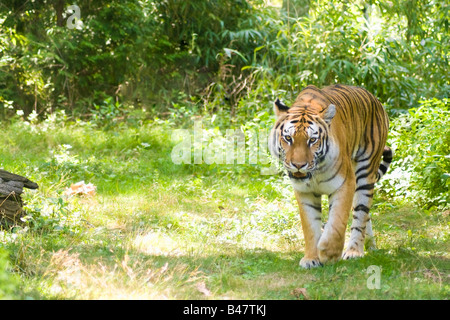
[239,1,448,112]
[1,1,448,118]
[0,0,264,116]
[380,98,450,208]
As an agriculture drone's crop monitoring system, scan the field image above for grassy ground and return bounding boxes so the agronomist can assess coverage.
[0,117,448,300]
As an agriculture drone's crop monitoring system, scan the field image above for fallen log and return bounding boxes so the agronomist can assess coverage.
[0,169,38,226]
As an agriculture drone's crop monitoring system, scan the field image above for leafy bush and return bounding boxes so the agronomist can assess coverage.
[240,1,448,113]
[0,0,265,116]
[22,193,85,235]
[1,1,448,119]
[380,98,450,208]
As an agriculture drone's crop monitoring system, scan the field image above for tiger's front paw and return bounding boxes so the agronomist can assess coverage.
[342,247,365,260]
[299,257,322,269]
[317,240,342,264]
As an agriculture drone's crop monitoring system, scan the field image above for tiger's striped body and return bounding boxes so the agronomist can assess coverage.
[269,84,392,268]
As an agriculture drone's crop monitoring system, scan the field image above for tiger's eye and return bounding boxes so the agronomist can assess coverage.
[309,138,317,144]
[284,135,292,142]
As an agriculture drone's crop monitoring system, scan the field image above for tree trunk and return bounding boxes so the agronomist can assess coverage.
[54,0,66,27]
[0,170,38,226]
[0,194,24,225]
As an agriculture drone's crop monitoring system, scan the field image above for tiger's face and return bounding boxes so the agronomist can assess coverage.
[280,121,323,179]
[270,98,336,180]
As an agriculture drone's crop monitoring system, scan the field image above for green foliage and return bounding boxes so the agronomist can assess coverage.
[198,0,448,123]
[150,0,257,68]
[380,98,450,208]
[1,0,448,117]
[0,0,263,116]
[90,97,129,129]
[0,248,19,299]
[22,193,84,235]
[240,1,448,112]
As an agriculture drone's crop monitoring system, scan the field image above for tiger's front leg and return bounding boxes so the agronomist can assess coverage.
[294,191,323,269]
[317,176,355,264]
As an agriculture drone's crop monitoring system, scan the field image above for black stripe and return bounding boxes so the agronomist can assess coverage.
[379,163,388,175]
[303,85,322,93]
[355,164,371,175]
[304,203,322,212]
[354,204,370,213]
[355,183,375,191]
[356,156,370,163]
[384,156,393,163]
[383,148,393,156]
[356,172,370,183]
[383,157,392,164]
[351,227,363,233]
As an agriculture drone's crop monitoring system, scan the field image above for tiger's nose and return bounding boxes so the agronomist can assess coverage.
[291,162,308,170]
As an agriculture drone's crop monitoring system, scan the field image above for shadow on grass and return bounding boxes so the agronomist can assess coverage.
[56,236,448,300]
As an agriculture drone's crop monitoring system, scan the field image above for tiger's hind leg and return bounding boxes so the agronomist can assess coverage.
[342,165,377,260]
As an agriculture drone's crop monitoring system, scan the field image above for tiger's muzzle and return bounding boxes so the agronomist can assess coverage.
[285,161,314,180]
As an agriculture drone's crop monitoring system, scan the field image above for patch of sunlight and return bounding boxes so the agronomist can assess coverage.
[46,249,83,296]
[132,231,184,257]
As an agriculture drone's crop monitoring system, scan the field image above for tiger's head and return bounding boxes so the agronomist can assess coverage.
[269,97,336,180]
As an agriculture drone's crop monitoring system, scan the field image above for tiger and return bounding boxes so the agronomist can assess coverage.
[269,84,392,269]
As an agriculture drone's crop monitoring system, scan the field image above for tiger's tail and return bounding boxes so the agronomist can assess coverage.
[377,146,393,181]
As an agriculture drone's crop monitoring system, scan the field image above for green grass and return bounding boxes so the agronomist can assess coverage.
[0,118,448,300]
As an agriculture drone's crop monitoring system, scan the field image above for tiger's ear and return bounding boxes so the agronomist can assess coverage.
[274,98,289,118]
[320,104,336,124]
